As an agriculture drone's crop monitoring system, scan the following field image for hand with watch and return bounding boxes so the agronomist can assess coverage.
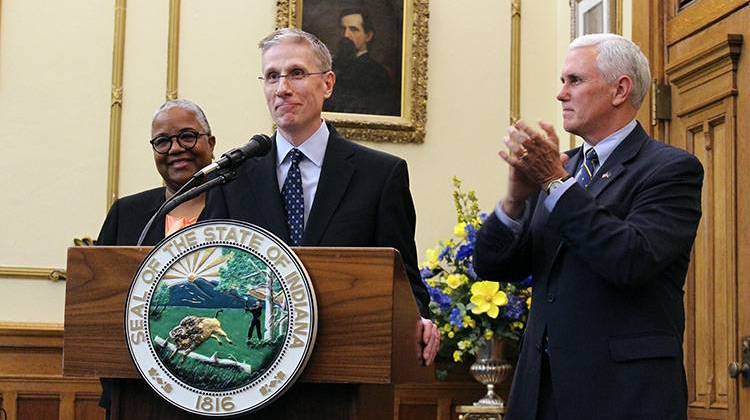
[544,174,572,195]
[500,120,570,194]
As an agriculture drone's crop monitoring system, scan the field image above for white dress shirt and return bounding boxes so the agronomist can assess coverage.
[275,121,329,225]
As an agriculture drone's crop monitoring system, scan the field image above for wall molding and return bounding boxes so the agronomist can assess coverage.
[0,267,65,281]
[106,0,127,210]
[166,0,181,100]
[510,0,521,124]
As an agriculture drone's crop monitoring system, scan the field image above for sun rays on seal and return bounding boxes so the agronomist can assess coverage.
[161,247,229,286]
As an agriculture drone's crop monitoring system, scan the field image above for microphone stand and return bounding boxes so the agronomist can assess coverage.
[136,169,238,246]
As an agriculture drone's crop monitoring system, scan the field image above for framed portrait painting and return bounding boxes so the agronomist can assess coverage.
[277,0,429,144]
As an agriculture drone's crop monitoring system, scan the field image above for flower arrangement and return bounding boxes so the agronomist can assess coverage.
[421,177,532,372]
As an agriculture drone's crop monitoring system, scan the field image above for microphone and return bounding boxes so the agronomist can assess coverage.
[195,134,272,178]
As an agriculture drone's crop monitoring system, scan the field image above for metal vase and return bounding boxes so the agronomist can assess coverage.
[469,337,513,407]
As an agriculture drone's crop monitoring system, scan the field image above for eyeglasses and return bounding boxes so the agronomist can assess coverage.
[150,129,209,154]
[258,68,331,85]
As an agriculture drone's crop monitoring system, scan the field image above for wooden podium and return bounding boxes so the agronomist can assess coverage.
[64,247,434,419]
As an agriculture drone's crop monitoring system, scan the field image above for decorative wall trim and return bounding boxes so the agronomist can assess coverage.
[0,320,63,333]
[667,0,745,45]
[106,0,127,210]
[510,0,521,124]
[615,0,622,35]
[0,267,66,281]
[665,34,742,117]
[166,0,181,100]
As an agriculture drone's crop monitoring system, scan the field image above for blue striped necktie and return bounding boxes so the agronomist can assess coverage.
[577,148,599,189]
[282,148,305,246]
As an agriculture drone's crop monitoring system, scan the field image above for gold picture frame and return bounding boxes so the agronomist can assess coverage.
[277,0,429,144]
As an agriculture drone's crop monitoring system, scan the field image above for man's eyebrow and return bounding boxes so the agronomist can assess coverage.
[561,72,583,81]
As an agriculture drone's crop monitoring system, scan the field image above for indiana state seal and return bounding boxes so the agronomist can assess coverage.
[125,220,317,416]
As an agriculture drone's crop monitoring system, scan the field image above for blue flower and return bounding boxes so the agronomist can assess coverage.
[466,261,478,280]
[449,307,464,328]
[500,294,525,320]
[455,243,474,261]
[465,224,477,242]
[427,285,452,311]
[479,212,488,222]
[439,245,452,261]
[519,275,533,288]
[420,267,434,281]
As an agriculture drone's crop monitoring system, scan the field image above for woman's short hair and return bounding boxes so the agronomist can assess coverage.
[153,99,211,134]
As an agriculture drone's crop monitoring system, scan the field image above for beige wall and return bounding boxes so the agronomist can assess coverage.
[0,0,631,323]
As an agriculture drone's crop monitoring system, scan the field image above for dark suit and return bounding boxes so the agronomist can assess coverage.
[209,124,430,318]
[473,123,703,420]
[97,186,224,246]
[96,186,225,415]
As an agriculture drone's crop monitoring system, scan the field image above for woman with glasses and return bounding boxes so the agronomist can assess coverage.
[96,99,221,418]
[97,98,219,245]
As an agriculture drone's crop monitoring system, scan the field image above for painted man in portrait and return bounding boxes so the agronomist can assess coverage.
[323,8,400,116]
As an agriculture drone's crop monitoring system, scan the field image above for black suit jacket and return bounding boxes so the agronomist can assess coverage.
[96,186,226,410]
[209,124,430,317]
[473,123,703,420]
[97,186,225,246]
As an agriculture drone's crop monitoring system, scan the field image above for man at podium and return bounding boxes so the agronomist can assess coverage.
[209,28,439,365]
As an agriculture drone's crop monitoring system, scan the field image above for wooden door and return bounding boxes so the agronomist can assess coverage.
[633,1,750,419]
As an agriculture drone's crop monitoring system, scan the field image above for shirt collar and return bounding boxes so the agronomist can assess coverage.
[581,119,637,166]
[276,121,329,167]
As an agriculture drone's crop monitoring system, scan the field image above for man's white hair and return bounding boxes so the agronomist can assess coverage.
[570,33,651,109]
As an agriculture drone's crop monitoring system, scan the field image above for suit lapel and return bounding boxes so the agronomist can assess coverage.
[540,124,649,280]
[224,140,290,243]
[143,190,167,245]
[587,123,648,198]
[564,147,582,181]
[303,128,355,245]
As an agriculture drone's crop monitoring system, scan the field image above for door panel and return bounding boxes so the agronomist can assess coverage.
[662,18,744,419]
[682,108,736,417]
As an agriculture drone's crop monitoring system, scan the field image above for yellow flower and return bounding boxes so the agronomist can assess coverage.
[448,331,455,339]
[470,281,508,318]
[445,274,467,289]
[457,340,473,350]
[463,315,476,328]
[427,278,438,287]
[453,350,463,362]
[483,329,494,340]
[512,321,524,330]
[442,324,452,332]
[453,222,468,238]
[526,296,532,309]
[423,247,439,269]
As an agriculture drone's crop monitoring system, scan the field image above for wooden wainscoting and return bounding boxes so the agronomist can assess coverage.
[0,322,104,420]
[0,321,489,419]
